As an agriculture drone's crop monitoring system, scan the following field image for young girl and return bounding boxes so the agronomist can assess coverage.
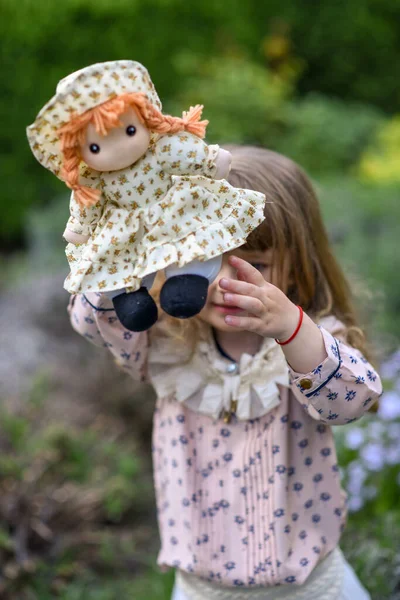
[68,146,382,599]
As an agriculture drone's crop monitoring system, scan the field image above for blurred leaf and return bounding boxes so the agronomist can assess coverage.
[358,115,400,185]
[169,56,291,146]
[276,94,384,175]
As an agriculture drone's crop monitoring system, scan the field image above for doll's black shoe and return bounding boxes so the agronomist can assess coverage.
[160,274,209,318]
[112,288,158,331]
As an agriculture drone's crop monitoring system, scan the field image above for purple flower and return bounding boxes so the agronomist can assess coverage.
[378,391,400,420]
[345,427,365,450]
[360,442,385,471]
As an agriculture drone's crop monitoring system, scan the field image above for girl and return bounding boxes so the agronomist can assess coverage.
[68,146,382,599]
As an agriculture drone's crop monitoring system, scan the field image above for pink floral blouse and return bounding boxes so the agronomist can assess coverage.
[68,292,382,589]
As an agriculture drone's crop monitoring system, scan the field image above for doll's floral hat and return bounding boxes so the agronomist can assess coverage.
[26,60,162,178]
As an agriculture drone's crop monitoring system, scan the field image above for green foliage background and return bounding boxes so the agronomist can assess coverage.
[1,0,400,247]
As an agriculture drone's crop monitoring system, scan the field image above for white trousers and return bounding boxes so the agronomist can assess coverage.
[170,558,370,600]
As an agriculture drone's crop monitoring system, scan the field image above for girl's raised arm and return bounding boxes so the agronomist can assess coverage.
[67,293,148,383]
[289,319,382,425]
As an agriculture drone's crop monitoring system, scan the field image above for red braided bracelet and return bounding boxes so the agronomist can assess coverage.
[275,306,304,346]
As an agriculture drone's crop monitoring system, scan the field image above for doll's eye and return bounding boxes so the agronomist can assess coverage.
[126,125,136,136]
[89,143,100,154]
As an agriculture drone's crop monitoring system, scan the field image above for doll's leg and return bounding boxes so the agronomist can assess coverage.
[160,256,222,318]
[110,272,158,332]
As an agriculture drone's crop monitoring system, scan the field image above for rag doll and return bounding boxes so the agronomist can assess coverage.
[27,60,265,331]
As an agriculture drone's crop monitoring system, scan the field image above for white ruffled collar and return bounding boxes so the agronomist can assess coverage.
[148,326,290,422]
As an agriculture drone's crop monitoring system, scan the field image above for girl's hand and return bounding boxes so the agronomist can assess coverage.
[220,255,328,372]
[219,255,299,340]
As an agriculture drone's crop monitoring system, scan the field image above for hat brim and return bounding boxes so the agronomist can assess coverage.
[27,60,162,179]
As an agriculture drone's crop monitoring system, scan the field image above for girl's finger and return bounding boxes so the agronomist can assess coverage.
[228,255,266,286]
[219,278,261,298]
[223,293,265,316]
[224,314,261,331]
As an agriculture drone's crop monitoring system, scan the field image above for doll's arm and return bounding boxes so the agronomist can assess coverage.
[155,132,231,180]
[64,190,105,244]
[64,167,105,243]
[214,148,232,179]
[289,319,382,425]
[68,293,149,382]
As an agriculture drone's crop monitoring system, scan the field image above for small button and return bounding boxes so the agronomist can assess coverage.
[299,378,313,390]
[226,363,239,374]
[223,410,232,424]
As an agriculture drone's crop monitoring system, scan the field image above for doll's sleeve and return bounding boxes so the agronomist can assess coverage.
[65,169,105,237]
[68,293,149,383]
[155,132,220,178]
[65,192,104,237]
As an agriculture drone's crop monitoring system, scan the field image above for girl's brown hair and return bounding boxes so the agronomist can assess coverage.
[154,145,369,358]
[228,145,368,356]
[57,93,207,207]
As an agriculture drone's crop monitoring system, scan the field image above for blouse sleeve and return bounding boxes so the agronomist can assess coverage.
[154,132,220,178]
[67,292,149,383]
[65,167,105,237]
[289,319,383,425]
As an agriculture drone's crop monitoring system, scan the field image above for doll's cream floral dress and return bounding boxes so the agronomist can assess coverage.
[64,131,264,294]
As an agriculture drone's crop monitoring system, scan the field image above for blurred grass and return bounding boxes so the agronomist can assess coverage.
[0,372,162,598]
[317,177,400,345]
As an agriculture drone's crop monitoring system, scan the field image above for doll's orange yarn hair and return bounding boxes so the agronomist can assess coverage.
[57,93,209,207]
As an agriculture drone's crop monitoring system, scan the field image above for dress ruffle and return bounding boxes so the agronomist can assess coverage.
[64,175,265,294]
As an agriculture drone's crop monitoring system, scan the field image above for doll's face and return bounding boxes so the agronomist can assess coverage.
[80,108,151,172]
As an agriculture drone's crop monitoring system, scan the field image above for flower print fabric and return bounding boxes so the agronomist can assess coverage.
[68,294,382,588]
[64,131,265,294]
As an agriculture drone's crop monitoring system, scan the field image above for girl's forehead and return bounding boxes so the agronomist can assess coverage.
[230,247,274,260]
